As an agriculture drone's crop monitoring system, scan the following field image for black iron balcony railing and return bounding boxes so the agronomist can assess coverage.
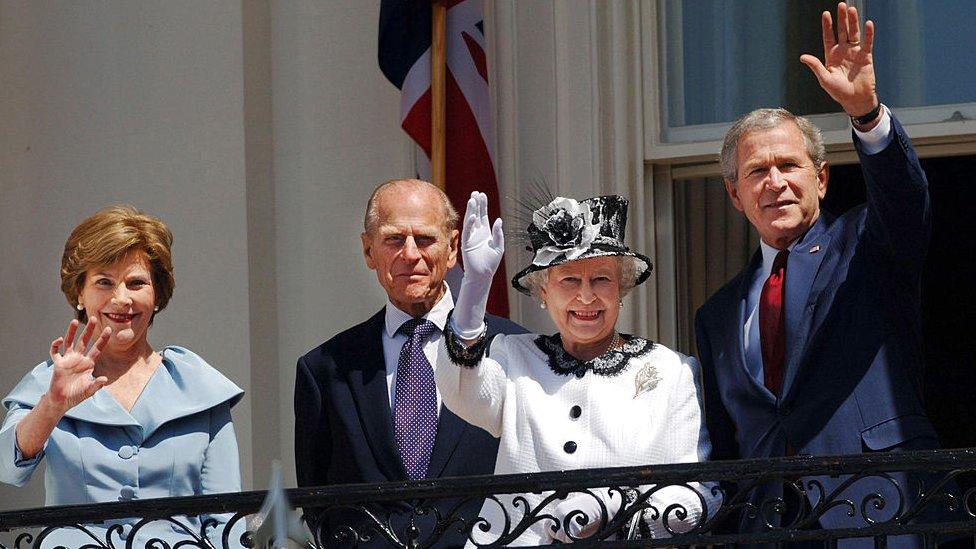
[1,448,975,548]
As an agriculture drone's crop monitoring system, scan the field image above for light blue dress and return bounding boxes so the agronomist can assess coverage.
[0,346,244,548]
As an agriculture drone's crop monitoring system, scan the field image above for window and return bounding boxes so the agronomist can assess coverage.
[652,0,976,150]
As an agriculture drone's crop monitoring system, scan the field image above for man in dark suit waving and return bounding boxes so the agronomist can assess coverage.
[295,178,523,548]
[696,3,946,545]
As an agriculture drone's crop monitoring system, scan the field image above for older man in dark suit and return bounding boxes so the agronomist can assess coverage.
[295,178,524,548]
[696,4,948,546]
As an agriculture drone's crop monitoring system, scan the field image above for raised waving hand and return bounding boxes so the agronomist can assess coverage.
[14,319,112,459]
[452,191,504,339]
[799,2,879,119]
[46,318,112,414]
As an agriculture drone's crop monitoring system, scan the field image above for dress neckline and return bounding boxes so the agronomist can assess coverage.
[533,333,654,378]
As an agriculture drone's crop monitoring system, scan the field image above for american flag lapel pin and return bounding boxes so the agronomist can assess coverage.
[809,245,821,253]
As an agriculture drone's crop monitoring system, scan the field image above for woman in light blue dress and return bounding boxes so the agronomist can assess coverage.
[0,205,244,548]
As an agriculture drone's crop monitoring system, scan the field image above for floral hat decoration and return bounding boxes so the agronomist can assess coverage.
[511,194,652,296]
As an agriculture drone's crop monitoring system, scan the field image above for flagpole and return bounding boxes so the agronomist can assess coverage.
[431,0,447,190]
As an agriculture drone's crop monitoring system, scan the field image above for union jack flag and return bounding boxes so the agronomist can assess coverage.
[379,0,510,317]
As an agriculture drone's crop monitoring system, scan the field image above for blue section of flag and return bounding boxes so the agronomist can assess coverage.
[378,0,432,89]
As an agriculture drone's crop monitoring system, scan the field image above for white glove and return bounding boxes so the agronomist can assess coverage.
[548,489,623,543]
[452,191,504,339]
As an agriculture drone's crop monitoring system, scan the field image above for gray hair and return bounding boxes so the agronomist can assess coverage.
[522,255,639,300]
[363,178,458,236]
[720,108,826,183]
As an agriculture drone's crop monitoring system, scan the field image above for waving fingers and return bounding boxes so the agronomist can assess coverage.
[75,317,97,353]
[799,54,829,84]
[490,218,505,254]
[847,5,863,46]
[820,9,835,59]
[62,320,80,354]
[836,2,850,45]
[464,192,495,242]
[477,191,488,222]
[83,376,110,400]
[87,327,112,363]
[862,19,875,54]
[463,195,479,237]
[50,337,64,361]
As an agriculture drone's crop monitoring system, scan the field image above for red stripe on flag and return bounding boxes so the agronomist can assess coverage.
[401,89,432,155]
[461,31,488,83]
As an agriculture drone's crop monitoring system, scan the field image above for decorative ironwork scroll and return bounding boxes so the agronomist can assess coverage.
[0,448,974,548]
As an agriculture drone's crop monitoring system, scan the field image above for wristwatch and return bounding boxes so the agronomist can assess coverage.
[851,102,882,126]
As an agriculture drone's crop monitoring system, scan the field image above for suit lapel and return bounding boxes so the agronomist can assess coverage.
[426,406,468,478]
[723,250,777,401]
[345,309,409,481]
[781,216,832,397]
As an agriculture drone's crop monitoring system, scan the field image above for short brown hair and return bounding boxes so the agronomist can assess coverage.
[61,205,175,322]
[363,179,458,236]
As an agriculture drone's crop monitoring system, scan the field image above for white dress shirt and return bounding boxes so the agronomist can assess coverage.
[741,106,894,384]
[382,285,454,412]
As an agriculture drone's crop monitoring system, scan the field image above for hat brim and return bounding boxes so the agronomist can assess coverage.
[511,248,653,296]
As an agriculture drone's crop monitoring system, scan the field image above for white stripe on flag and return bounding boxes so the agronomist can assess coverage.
[400,47,431,123]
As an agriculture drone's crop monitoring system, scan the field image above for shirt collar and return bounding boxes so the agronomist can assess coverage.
[383,284,454,337]
[3,346,243,434]
[759,239,795,277]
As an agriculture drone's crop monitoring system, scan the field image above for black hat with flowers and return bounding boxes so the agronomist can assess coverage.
[511,195,652,296]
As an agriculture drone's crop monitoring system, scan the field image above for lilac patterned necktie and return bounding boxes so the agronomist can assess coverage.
[393,318,439,480]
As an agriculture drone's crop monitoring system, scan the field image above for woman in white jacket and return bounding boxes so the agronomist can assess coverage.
[438,192,719,546]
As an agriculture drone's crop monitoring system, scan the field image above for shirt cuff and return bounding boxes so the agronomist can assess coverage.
[853,105,893,155]
[13,444,43,468]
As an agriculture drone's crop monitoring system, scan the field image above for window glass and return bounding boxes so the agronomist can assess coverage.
[660,0,976,142]
[662,0,837,140]
[868,0,976,109]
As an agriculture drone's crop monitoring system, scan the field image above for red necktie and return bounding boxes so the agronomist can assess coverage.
[759,250,789,396]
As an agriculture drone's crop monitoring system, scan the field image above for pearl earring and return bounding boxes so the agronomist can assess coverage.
[618,299,623,307]
[76,303,84,311]
[153,306,159,311]
[540,301,547,309]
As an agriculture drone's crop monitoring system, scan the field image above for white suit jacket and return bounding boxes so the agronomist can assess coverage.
[436,333,717,545]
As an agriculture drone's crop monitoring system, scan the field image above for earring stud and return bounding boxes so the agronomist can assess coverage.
[540,301,547,309]
[153,306,159,312]
[76,303,84,311]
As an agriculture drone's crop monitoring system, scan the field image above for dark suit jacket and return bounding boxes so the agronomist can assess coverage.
[295,310,525,548]
[696,116,942,544]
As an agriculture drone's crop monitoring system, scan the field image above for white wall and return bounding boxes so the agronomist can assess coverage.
[0,1,253,509]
